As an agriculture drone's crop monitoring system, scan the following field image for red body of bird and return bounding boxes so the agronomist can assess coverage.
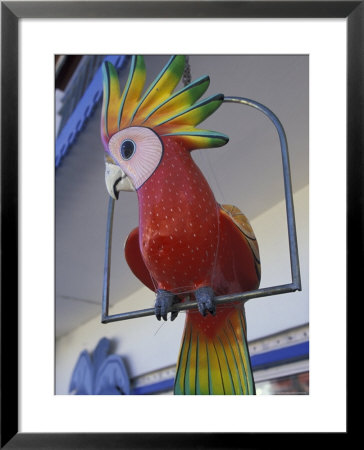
[137,136,219,293]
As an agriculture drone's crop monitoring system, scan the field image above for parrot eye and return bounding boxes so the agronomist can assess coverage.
[120,139,136,160]
[108,126,163,190]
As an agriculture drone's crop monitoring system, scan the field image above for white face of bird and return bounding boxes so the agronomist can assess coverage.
[105,155,134,199]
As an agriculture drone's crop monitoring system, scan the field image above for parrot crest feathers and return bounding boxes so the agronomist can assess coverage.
[101,55,229,151]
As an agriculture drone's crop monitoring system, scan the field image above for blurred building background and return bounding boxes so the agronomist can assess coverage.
[55,54,309,395]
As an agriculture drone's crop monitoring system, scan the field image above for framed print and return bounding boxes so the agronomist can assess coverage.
[1,1,359,447]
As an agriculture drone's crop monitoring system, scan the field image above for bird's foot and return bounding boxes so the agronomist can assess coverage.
[155,289,180,321]
[195,286,216,317]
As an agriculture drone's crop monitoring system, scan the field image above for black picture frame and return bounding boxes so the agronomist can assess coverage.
[1,1,358,447]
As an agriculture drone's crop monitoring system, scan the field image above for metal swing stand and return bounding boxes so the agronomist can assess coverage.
[101,96,302,324]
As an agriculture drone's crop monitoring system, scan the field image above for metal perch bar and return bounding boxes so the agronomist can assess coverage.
[102,96,301,324]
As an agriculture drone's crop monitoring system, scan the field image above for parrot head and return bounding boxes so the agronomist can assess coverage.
[101,55,229,198]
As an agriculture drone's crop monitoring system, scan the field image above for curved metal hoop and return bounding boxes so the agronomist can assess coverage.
[102,96,302,324]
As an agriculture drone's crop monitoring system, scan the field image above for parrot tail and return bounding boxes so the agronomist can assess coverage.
[174,305,255,395]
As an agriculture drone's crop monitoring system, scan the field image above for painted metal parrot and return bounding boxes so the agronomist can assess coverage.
[101,55,261,395]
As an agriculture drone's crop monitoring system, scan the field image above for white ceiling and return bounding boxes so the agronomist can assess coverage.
[55,54,308,338]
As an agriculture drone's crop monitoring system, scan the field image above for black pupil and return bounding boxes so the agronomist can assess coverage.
[121,140,135,160]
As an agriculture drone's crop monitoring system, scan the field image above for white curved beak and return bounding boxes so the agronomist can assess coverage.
[105,160,134,199]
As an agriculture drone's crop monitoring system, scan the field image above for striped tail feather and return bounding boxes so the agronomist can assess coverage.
[174,306,255,395]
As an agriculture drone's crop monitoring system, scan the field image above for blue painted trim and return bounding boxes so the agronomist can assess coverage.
[130,341,309,394]
[250,341,309,370]
[69,337,131,395]
[131,378,174,395]
[55,55,129,168]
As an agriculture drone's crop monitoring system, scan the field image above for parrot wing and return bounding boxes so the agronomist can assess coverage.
[213,204,261,295]
[124,227,156,292]
[221,204,261,279]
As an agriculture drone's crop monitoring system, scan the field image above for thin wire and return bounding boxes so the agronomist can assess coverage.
[182,56,192,87]
[154,321,166,335]
[204,150,226,205]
